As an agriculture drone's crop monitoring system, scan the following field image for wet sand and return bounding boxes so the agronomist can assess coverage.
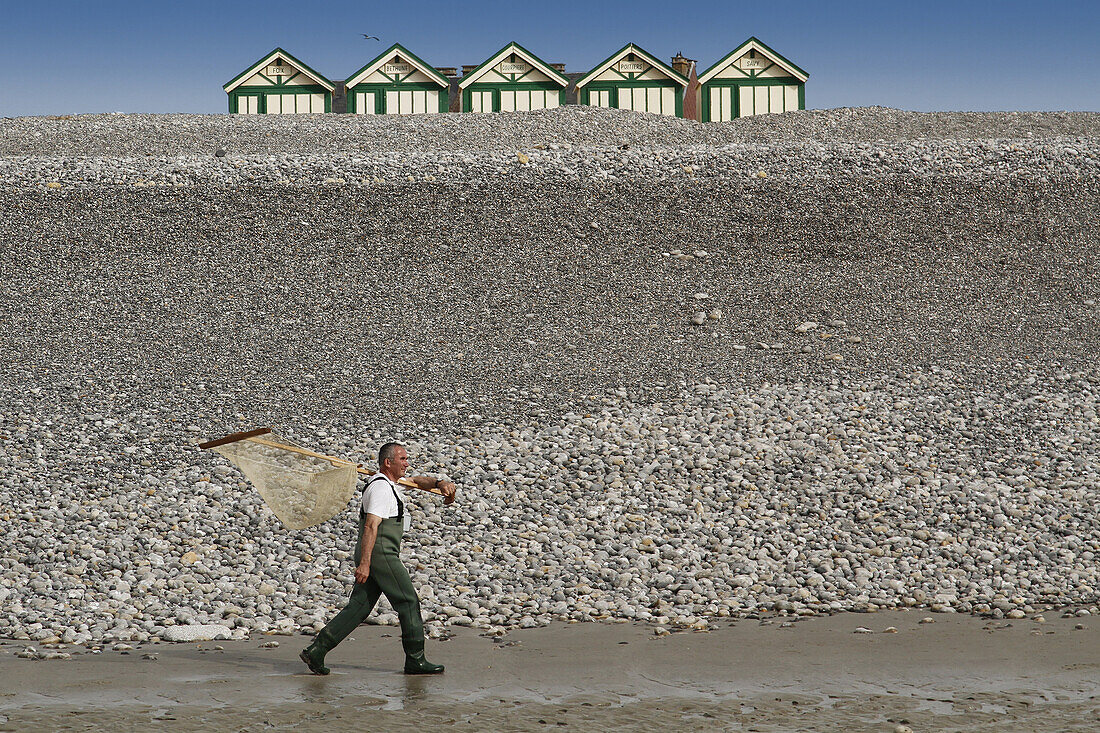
[1,611,1097,732]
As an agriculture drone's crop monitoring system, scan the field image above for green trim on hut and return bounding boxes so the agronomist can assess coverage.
[697,36,808,122]
[699,77,805,122]
[458,41,569,111]
[229,84,333,114]
[346,42,451,88]
[578,80,684,117]
[574,42,688,118]
[461,84,566,113]
[575,42,688,87]
[223,47,335,114]
[346,82,449,114]
[697,36,809,85]
[459,41,570,88]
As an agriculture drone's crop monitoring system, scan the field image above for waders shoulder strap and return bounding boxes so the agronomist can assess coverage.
[361,475,403,519]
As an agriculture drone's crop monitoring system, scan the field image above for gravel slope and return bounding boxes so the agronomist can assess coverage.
[1,107,1098,647]
[2,106,1099,157]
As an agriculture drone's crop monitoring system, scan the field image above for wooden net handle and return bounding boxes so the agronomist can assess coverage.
[197,427,272,449]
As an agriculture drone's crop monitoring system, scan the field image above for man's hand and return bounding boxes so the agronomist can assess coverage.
[354,561,371,584]
[414,475,458,504]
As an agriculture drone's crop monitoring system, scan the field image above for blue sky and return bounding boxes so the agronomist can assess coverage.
[2,0,1096,116]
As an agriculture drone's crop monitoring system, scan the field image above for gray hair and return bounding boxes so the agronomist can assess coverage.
[378,441,405,465]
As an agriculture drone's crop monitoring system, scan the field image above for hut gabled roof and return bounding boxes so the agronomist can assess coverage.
[698,37,808,85]
[345,43,450,89]
[223,47,335,93]
[458,41,569,89]
[575,43,688,89]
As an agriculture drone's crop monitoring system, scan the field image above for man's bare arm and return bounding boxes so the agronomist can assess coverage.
[355,514,383,584]
[411,475,457,505]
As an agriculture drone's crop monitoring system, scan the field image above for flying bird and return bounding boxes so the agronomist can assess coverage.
[361,34,379,41]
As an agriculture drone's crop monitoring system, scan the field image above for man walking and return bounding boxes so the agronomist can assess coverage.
[300,442,457,675]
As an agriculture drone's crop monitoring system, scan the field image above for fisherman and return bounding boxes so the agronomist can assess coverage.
[300,441,457,675]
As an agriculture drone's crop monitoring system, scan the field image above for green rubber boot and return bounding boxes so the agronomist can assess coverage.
[403,641,444,675]
[299,633,333,675]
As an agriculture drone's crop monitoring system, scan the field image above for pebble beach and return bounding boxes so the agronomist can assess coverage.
[1,106,1099,655]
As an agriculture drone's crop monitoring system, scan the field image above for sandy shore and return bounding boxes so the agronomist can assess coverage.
[1,611,1096,731]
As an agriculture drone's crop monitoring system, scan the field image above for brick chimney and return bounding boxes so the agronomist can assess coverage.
[435,67,458,77]
[671,53,694,78]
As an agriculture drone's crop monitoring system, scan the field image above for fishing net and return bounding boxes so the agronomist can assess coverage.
[208,431,357,530]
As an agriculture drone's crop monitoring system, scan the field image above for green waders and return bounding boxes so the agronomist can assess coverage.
[301,501,442,674]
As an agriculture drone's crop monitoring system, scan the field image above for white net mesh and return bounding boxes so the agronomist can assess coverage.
[210,432,357,530]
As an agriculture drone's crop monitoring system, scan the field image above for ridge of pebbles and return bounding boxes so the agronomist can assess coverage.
[3,137,1098,189]
[2,368,1098,644]
[1,106,1098,645]
[3,106,1100,156]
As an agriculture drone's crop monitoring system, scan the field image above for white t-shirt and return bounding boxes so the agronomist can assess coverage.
[361,473,408,528]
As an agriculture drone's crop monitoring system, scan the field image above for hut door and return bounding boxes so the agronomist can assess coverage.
[237,94,260,114]
[709,87,735,121]
[356,92,376,114]
[619,87,643,113]
[537,90,559,109]
[423,90,439,113]
[470,90,494,112]
[385,89,433,114]
[590,89,612,108]
[502,89,552,111]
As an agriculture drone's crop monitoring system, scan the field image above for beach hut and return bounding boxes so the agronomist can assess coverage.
[344,43,451,115]
[458,42,569,113]
[697,37,808,122]
[574,43,688,117]
[223,48,335,114]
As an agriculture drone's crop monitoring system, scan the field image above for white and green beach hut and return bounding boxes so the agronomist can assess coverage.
[223,48,335,114]
[698,37,808,122]
[344,43,450,115]
[575,43,688,117]
[458,42,569,113]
